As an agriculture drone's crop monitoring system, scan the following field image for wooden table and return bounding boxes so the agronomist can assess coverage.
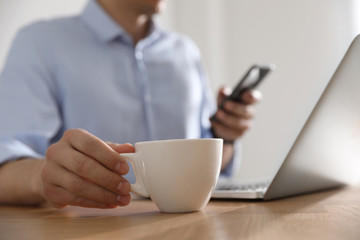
[1,187,360,240]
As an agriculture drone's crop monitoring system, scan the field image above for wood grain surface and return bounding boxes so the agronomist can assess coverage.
[1,187,359,240]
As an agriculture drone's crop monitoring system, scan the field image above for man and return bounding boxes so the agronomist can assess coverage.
[0,0,261,208]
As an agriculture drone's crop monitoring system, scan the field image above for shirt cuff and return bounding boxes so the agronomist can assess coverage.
[220,155,235,177]
[0,140,44,165]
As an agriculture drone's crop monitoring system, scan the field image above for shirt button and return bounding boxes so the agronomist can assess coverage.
[135,51,143,60]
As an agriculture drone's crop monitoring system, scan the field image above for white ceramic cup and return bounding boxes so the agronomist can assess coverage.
[120,138,223,213]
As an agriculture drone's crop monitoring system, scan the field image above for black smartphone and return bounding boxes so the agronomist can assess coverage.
[211,64,275,121]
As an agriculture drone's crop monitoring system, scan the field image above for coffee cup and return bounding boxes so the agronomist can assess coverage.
[120,138,223,213]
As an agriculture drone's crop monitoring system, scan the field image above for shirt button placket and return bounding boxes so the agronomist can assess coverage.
[135,48,154,140]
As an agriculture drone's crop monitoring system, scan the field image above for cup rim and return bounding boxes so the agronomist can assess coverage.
[134,138,223,145]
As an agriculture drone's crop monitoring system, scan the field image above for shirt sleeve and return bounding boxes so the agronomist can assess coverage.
[191,42,241,177]
[0,24,62,165]
[196,61,217,139]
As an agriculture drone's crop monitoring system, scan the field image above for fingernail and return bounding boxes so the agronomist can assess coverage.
[116,195,130,205]
[117,182,124,192]
[117,182,130,194]
[116,162,128,174]
[115,162,121,171]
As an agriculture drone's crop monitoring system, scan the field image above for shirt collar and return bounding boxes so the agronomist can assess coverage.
[80,0,163,44]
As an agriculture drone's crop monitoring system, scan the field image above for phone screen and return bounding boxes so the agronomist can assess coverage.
[242,68,260,88]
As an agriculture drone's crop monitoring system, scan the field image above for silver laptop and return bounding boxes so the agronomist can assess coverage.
[212,34,360,200]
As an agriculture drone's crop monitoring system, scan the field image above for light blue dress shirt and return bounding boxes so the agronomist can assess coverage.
[0,0,235,181]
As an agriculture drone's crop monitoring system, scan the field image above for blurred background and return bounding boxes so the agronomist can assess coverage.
[0,0,359,183]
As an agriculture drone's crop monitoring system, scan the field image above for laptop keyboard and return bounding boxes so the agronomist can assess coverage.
[215,182,270,192]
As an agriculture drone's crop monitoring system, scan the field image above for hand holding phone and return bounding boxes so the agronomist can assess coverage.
[211,64,275,122]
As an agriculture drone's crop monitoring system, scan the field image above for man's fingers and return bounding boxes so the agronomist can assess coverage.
[41,166,116,208]
[241,89,262,104]
[211,121,248,141]
[42,129,135,208]
[42,183,119,209]
[221,102,255,119]
[212,87,261,142]
[214,110,253,131]
[107,142,135,154]
[43,164,131,207]
[61,129,129,175]
[60,148,131,195]
[217,87,232,105]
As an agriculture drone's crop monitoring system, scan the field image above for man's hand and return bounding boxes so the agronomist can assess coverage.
[40,129,134,209]
[211,87,262,143]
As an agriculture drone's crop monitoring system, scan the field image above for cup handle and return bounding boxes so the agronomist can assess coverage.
[119,153,149,198]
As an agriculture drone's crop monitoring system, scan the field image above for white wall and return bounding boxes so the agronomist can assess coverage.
[1,0,359,183]
[228,0,360,182]
[168,0,360,182]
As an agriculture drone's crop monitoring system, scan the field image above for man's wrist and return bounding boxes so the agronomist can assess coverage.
[210,127,235,145]
[26,158,47,205]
